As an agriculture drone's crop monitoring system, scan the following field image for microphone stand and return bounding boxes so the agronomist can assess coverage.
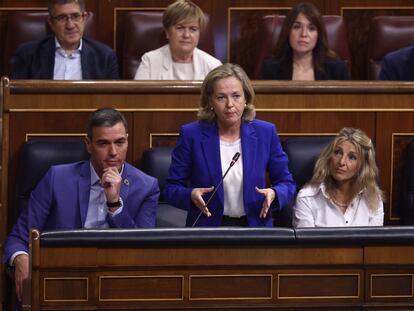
[191,152,240,227]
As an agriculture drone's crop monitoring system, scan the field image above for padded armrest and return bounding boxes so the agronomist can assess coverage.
[39,227,296,247]
[295,226,414,245]
[39,226,414,248]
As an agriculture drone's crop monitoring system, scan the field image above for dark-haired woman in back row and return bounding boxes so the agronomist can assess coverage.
[261,2,349,80]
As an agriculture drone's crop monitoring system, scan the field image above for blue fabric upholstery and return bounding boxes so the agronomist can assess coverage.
[141,147,187,227]
[283,136,333,189]
[14,140,89,221]
[273,136,333,227]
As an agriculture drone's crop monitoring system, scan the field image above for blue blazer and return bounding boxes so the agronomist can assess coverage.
[379,45,414,81]
[10,36,120,79]
[4,161,159,264]
[163,119,296,227]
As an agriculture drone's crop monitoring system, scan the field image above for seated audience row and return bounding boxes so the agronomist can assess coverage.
[10,0,412,81]
[10,0,222,81]
[4,63,385,307]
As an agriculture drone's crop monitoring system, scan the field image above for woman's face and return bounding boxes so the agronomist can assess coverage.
[289,12,318,56]
[165,19,200,59]
[209,76,246,130]
[329,140,360,185]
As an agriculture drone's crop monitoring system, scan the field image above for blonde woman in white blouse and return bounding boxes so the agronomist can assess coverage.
[293,127,384,227]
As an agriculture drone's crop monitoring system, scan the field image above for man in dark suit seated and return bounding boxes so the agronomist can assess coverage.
[10,0,119,79]
[3,108,159,303]
[379,45,414,80]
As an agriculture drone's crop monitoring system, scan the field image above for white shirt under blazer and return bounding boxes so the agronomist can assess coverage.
[134,44,222,80]
[293,183,384,228]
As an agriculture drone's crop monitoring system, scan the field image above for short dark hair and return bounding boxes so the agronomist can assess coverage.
[48,0,85,16]
[86,108,128,139]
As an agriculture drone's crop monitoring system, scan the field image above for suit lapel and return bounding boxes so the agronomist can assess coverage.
[80,39,92,79]
[201,123,223,203]
[120,163,131,202]
[163,45,173,79]
[241,122,257,194]
[192,48,203,79]
[42,37,56,78]
[78,161,91,227]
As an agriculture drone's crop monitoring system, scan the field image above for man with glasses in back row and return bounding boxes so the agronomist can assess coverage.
[11,0,119,79]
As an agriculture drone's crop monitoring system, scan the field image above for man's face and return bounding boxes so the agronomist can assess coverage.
[48,2,85,52]
[85,122,128,178]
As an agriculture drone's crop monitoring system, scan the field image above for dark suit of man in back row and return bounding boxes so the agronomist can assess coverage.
[11,0,119,79]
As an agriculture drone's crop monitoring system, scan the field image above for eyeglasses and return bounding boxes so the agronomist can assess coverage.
[52,13,84,23]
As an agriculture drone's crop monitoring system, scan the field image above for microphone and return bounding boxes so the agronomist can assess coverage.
[191,152,241,227]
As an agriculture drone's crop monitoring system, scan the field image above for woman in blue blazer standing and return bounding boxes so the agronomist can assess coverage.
[163,63,296,227]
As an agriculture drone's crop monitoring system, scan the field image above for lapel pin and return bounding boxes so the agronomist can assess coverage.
[124,178,130,186]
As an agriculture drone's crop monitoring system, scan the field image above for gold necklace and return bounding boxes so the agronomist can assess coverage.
[331,196,348,209]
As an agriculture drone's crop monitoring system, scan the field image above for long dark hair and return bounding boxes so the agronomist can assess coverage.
[273,2,335,72]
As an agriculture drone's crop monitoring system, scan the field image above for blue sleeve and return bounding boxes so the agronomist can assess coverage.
[3,168,54,264]
[163,126,194,211]
[378,54,398,80]
[268,125,297,210]
[108,174,159,228]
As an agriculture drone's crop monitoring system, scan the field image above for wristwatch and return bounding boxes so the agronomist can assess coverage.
[107,200,122,208]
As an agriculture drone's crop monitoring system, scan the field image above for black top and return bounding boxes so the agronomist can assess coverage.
[261,57,350,80]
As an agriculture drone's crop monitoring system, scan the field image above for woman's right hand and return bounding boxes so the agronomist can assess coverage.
[191,187,214,217]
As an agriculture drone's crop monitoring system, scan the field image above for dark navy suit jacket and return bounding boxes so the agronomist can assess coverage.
[261,57,349,80]
[4,161,159,264]
[379,45,414,81]
[10,36,119,79]
[163,119,296,227]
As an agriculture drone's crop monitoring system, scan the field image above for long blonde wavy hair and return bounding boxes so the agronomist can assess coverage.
[308,127,384,210]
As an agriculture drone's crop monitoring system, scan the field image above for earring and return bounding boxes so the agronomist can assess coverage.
[210,106,214,111]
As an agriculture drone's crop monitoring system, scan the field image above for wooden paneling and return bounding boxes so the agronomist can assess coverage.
[2,79,414,309]
[189,275,272,300]
[277,273,360,299]
[370,274,413,298]
[99,275,183,300]
[28,230,414,310]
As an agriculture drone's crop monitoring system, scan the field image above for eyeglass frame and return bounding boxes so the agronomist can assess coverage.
[51,12,86,23]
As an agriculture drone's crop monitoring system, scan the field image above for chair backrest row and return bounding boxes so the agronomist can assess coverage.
[14,137,330,228]
[14,136,414,227]
[367,15,414,80]
[4,12,414,80]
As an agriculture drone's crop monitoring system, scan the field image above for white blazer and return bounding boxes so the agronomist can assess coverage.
[134,44,222,80]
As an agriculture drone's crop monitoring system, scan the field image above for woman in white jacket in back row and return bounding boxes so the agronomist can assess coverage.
[134,0,222,80]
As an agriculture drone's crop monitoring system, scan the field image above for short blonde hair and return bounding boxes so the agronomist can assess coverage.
[163,0,205,31]
[198,63,256,122]
[309,127,384,209]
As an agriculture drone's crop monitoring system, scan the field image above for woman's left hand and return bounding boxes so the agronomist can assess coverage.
[255,186,276,219]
